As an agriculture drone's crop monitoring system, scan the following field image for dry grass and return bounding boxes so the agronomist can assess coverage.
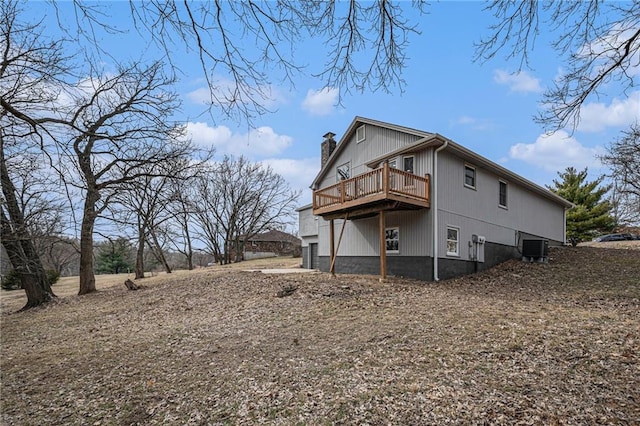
[1,248,639,425]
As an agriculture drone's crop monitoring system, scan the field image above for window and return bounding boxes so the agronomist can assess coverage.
[336,162,350,181]
[499,180,508,208]
[385,227,399,253]
[356,125,366,143]
[403,156,415,186]
[446,226,459,256]
[403,156,414,174]
[388,158,397,169]
[464,165,476,189]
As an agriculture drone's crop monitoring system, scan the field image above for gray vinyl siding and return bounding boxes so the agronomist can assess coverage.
[317,210,432,257]
[298,206,318,239]
[436,151,565,255]
[318,125,425,189]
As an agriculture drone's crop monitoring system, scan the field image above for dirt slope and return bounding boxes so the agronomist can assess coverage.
[1,247,638,425]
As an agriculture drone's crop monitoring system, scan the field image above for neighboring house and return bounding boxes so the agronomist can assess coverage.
[298,117,572,281]
[242,230,302,260]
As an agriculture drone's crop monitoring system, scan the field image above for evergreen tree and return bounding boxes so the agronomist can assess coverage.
[549,167,616,245]
[95,238,133,274]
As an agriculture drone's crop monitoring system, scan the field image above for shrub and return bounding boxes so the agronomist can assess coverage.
[1,270,21,291]
[1,269,60,291]
[46,269,60,286]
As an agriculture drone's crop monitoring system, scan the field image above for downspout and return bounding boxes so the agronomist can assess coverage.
[432,140,448,281]
[563,207,567,246]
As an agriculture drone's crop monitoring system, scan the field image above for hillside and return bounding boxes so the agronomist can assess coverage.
[1,246,639,424]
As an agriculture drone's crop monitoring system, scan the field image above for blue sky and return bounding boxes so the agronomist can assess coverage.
[29,1,639,206]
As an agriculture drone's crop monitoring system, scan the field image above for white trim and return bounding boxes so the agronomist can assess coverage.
[499,179,508,209]
[464,164,476,189]
[446,225,460,257]
[356,125,366,143]
[402,155,415,174]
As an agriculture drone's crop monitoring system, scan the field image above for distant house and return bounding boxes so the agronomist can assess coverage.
[298,117,572,280]
[242,230,302,260]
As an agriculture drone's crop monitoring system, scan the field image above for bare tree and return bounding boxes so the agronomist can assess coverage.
[0,136,56,308]
[53,61,192,295]
[113,172,176,279]
[56,1,428,121]
[165,177,198,270]
[0,1,72,308]
[476,1,640,131]
[601,124,640,225]
[193,156,299,264]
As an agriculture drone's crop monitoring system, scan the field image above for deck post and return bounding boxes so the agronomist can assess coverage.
[379,210,387,280]
[383,161,390,197]
[329,219,335,276]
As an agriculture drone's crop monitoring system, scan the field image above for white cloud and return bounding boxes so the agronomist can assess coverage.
[451,115,493,131]
[184,122,293,158]
[186,78,286,109]
[578,91,640,132]
[261,157,320,204]
[509,130,604,172]
[493,69,543,93]
[301,87,339,116]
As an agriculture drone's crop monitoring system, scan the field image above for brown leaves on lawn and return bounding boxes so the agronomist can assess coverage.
[1,247,639,425]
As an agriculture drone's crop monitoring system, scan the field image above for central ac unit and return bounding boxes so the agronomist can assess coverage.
[522,239,548,262]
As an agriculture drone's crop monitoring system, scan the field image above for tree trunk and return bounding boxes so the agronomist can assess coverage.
[183,220,194,270]
[1,212,56,309]
[78,191,98,295]
[135,223,145,279]
[186,252,193,270]
[148,230,171,273]
[0,142,56,309]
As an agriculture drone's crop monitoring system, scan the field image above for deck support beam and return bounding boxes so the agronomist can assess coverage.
[329,219,335,276]
[329,214,348,276]
[379,211,387,280]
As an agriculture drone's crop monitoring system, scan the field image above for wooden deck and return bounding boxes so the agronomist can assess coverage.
[313,163,430,218]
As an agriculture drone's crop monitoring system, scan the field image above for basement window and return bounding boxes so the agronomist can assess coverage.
[356,125,366,143]
[385,227,399,254]
[446,226,459,256]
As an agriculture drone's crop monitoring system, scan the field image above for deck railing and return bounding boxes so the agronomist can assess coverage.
[313,162,430,212]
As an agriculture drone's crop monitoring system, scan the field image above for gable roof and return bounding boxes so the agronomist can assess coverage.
[311,117,573,209]
[311,116,433,189]
[247,230,301,243]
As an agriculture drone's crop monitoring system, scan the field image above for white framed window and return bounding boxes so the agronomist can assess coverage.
[403,155,414,174]
[499,180,508,208]
[385,227,399,254]
[356,125,366,143]
[464,164,476,189]
[446,226,460,256]
[336,162,350,181]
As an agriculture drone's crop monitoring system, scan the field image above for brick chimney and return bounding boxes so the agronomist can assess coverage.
[321,132,336,168]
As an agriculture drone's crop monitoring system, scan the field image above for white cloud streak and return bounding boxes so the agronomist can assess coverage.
[509,131,604,172]
[184,122,293,158]
[493,69,543,93]
[301,87,339,116]
[577,91,640,132]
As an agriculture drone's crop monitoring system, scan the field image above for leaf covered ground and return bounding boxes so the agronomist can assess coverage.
[1,246,639,425]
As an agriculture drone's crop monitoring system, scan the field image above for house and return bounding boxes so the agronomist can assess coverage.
[298,117,572,281]
[242,230,302,260]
